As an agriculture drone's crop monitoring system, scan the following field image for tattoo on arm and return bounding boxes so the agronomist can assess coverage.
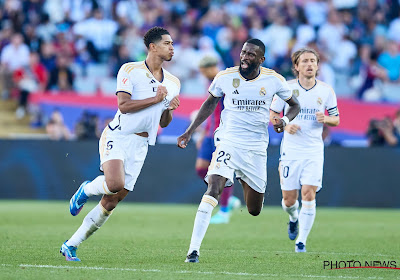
[186,95,220,134]
[284,95,301,121]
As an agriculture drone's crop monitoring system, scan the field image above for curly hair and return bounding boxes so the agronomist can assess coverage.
[143,26,170,49]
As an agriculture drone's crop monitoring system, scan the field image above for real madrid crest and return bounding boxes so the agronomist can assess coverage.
[146,73,152,79]
[259,87,266,96]
[232,78,240,88]
[317,97,322,105]
[293,89,299,97]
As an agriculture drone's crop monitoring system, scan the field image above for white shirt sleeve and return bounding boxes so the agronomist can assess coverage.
[116,64,134,95]
[270,94,286,113]
[326,87,339,116]
[275,78,292,101]
[208,75,224,97]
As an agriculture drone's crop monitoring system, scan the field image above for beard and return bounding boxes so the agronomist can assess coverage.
[239,61,258,77]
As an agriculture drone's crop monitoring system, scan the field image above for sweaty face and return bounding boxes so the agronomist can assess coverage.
[295,52,319,78]
[239,43,263,76]
[155,34,174,61]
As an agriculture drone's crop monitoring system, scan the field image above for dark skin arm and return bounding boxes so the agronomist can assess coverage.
[117,85,167,114]
[271,95,301,133]
[159,96,180,128]
[177,94,220,148]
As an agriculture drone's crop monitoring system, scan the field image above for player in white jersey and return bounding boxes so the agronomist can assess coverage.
[177,39,301,263]
[270,47,340,253]
[60,27,180,261]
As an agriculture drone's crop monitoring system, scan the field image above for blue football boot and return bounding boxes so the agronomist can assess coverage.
[295,242,306,253]
[288,220,299,240]
[60,240,81,261]
[69,180,90,216]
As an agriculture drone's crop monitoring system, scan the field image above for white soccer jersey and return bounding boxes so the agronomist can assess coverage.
[270,79,339,160]
[108,61,180,145]
[209,66,292,151]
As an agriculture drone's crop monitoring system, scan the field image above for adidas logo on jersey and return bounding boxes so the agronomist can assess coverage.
[232,89,239,95]
[150,79,156,84]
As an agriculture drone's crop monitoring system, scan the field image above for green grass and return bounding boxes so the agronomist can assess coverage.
[0,201,399,280]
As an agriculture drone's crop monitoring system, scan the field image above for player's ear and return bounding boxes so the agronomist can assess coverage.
[149,42,157,52]
[259,56,265,64]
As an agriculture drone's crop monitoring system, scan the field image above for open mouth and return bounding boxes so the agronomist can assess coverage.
[241,61,249,69]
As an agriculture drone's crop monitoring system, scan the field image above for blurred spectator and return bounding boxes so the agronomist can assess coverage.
[377,40,400,82]
[13,52,48,119]
[73,8,118,63]
[263,7,293,68]
[357,51,388,100]
[47,55,74,91]
[0,33,30,99]
[318,9,347,60]
[111,44,132,77]
[46,110,71,140]
[74,111,100,140]
[367,112,400,147]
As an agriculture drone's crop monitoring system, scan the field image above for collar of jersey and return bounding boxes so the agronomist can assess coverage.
[238,67,261,82]
[144,60,164,83]
[297,79,317,91]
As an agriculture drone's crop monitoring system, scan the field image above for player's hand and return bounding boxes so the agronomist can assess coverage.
[177,131,191,149]
[168,96,180,110]
[316,111,326,123]
[155,85,168,103]
[272,116,285,133]
[285,124,301,134]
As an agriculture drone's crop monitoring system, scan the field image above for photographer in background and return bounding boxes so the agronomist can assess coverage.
[367,109,400,147]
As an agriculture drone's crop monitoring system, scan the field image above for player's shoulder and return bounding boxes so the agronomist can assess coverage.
[215,66,239,79]
[120,61,146,74]
[260,67,286,82]
[317,79,335,94]
[163,68,181,88]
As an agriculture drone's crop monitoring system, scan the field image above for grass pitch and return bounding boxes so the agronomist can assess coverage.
[0,200,399,280]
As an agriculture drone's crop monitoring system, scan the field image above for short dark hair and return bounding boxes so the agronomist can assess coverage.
[245,38,265,55]
[143,26,170,49]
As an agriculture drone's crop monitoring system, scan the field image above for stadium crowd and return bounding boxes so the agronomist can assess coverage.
[0,0,399,144]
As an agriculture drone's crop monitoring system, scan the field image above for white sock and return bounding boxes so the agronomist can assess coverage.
[66,202,112,247]
[83,175,115,196]
[296,200,316,245]
[281,199,299,222]
[187,195,218,255]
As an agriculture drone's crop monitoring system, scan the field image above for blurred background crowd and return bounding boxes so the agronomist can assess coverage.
[0,0,399,146]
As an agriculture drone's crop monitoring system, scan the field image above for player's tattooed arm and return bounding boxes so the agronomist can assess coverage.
[160,96,180,128]
[177,94,221,148]
[271,95,300,133]
[117,85,168,113]
[285,95,301,122]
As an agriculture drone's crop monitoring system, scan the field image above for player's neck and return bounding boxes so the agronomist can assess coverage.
[240,66,260,80]
[145,55,163,76]
[298,76,316,90]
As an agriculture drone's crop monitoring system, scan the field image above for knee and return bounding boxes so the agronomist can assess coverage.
[205,183,223,200]
[105,178,125,193]
[283,197,297,207]
[101,196,121,211]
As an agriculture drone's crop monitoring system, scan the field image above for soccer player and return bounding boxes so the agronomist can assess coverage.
[270,47,340,253]
[177,39,301,263]
[60,26,180,261]
[196,56,241,224]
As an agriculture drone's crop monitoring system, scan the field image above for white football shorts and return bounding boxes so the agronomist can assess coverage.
[205,142,267,194]
[279,159,323,192]
[99,127,149,191]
